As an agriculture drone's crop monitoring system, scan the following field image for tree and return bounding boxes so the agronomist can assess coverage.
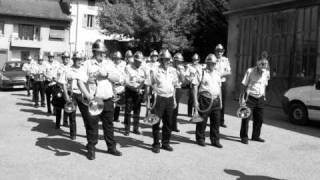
[98,0,197,53]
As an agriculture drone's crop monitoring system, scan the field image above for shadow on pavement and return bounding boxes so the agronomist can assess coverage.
[224,99,320,138]
[21,108,51,116]
[142,131,194,145]
[28,117,69,138]
[16,102,34,107]
[115,136,151,150]
[224,169,285,180]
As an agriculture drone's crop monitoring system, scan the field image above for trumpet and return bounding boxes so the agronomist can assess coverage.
[143,91,160,126]
[236,93,251,119]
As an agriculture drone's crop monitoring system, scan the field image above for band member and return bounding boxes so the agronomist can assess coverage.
[77,40,122,160]
[239,52,270,144]
[146,49,178,153]
[44,52,61,114]
[125,50,133,65]
[187,53,202,117]
[22,56,35,96]
[55,52,72,128]
[215,44,231,128]
[123,51,146,136]
[192,54,223,148]
[31,55,46,108]
[171,53,187,132]
[112,51,126,122]
[59,52,83,140]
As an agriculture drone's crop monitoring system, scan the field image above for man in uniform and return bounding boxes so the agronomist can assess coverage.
[215,44,231,128]
[171,53,187,132]
[44,52,61,114]
[31,55,46,108]
[239,52,270,144]
[187,53,202,117]
[123,51,146,136]
[192,54,223,148]
[77,40,122,160]
[22,55,35,96]
[125,50,134,65]
[146,49,178,153]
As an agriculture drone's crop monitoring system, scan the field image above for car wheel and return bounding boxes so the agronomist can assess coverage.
[289,102,308,125]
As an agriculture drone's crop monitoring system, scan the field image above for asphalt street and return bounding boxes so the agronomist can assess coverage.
[0,89,319,180]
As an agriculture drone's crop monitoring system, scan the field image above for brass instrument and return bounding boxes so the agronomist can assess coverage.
[236,93,251,119]
[144,91,160,126]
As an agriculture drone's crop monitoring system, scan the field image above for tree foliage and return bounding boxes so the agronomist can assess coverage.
[98,0,197,52]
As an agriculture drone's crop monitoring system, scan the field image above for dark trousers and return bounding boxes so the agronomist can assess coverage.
[152,95,174,147]
[26,75,32,95]
[240,96,265,139]
[188,88,193,116]
[33,81,45,105]
[196,95,221,142]
[77,97,116,150]
[172,88,182,130]
[124,88,142,131]
[45,81,53,113]
[220,82,227,125]
[58,93,79,137]
[114,106,120,121]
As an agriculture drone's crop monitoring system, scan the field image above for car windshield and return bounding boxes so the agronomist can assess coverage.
[3,62,23,71]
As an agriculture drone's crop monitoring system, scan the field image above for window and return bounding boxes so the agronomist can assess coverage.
[88,0,96,6]
[83,14,95,29]
[18,24,40,40]
[49,26,65,41]
[0,22,4,36]
[21,51,30,61]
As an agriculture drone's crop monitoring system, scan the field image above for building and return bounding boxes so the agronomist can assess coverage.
[0,0,71,66]
[225,0,320,106]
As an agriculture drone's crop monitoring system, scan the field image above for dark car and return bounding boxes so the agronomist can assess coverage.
[0,61,27,89]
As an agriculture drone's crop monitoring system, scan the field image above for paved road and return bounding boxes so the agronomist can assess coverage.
[0,90,319,180]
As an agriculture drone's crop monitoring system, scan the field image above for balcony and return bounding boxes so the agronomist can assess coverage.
[10,35,41,49]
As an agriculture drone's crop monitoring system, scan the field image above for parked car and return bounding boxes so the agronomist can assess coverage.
[0,61,27,89]
[282,80,320,125]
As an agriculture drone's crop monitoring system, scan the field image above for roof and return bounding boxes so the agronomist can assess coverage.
[0,0,71,21]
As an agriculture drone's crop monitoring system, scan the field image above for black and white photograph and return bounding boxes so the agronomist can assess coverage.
[0,0,319,179]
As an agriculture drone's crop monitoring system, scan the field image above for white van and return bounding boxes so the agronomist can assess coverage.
[282,80,320,125]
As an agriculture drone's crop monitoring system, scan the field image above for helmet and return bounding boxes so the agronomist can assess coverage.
[192,53,200,62]
[134,51,144,62]
[215,44,224,51]
[113,51,123,59]
[150,50,159,57]
[26,55,32,61]
[72,52,83,60]
[159,49,172,60]
[92,40,106,52]
[236,106,252,119]
[88,98,104,116]
[48,51,55,57]
[205,54,217,63]
[38,54,44,60]
[62,51,70,58]
[173,53,184,62]
[125,50,133,58]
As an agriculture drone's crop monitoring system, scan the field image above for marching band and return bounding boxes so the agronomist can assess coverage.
[26,39,270,160]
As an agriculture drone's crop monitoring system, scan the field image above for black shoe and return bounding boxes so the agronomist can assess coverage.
[133,129,141,135]
[211,139,223,148]
[124,130,130,136]
[241,138,248,144]
[47,111,52,114]
[34,104,39,108]
[161,145,173,151]
[114,119,120,122]
[41,104,45,107]
[197,140,206,147]
[55,125,60,130]
[152,146,160,153]
[63,123,69,127]
[220,124,227,128]
[172,129,180,132]
[107,149,122,156]
[27,93,31,97]
[70,136,76,140]
[87,147,96,160]
[252,137,265,143]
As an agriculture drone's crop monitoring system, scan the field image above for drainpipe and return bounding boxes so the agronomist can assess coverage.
[75,0,79,52]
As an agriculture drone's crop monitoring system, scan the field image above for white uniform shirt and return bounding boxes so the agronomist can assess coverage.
[32,63,47,81]
[57,65,82,94]
[44,61,61,81]
[192,68,221,98]
[242,67,270,98]
[124,64,146,89]
[148,66,178,98]
[22,62,34,75]
[77,58,122,100]
[216,56,231,82]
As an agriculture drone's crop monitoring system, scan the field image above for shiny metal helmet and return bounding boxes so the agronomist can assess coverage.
[134,51,144,62]
[192,53,200,62]
[159,49,172,60]
[92,40,106,52]
[125,50,133,58]
[48,51,55,57]
[72,51,83,61]
[215,44,224,51]
[205,54,217,64]
[173,53,184,62]
[62,51,70,58]
[27,55,32,61]
[150,50,159,57]
[38,54,44,61]
[236,106,252,119]
[88,98,104,116]
[113,51,123,59]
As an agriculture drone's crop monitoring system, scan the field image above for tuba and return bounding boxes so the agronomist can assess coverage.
[236,93,251,119]
[88,97,104,116]
[190,93,216,123]
[143,91,160,126]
